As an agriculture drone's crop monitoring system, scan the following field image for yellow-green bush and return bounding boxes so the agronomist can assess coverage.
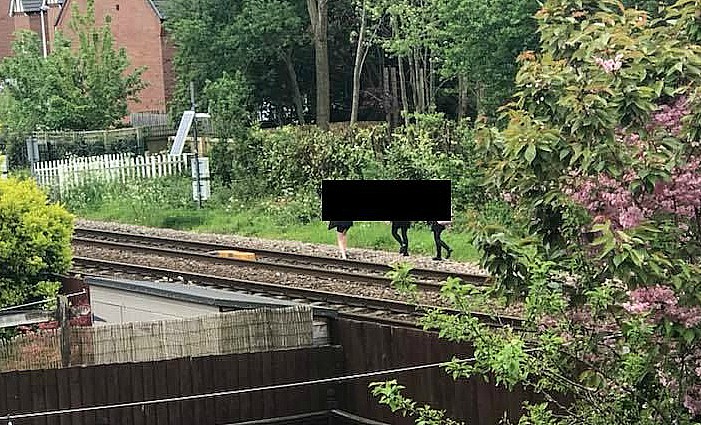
[0,178,73,308]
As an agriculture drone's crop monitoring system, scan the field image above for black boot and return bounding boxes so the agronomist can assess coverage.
[402,244,409,256]
[445,247,453,259]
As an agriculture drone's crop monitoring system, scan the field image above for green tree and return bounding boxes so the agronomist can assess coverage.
[373,0,701,423]
[166,0,313,126]
[307,0,331,129]
[435,0,539,116]
[0,178,73,315]
[0,0,144,133]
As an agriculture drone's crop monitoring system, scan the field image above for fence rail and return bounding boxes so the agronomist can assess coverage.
[32,152,192,192]
[0,307,313,373]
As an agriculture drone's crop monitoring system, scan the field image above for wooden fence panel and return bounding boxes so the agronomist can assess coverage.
[332,318,538,425]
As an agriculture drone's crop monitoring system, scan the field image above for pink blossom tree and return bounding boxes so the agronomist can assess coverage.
[374,0,701,423]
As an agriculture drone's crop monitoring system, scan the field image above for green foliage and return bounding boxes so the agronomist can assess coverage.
[369,380,464,424]
[165,0,311,123]
[204,71,254,139]
[0,0,144,133]
[373,0,701,424]
[435,0,539,114]
[209,119,485,211]
[0,178,73,310]
[385,261,418,296]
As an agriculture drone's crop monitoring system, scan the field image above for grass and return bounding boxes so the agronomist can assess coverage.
[61,176,480,262]
[77,203,480,262]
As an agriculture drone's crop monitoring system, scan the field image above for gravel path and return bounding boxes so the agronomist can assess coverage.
[76,219,488,276]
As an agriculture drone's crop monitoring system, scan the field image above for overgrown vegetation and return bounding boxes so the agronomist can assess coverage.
[0,178,73,318]
[61,175,480,261]
[371,0,701,423]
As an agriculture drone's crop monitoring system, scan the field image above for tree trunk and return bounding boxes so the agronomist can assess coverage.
[350,3,367,126]
[416,52,425,114]
[281,49,306,125]
[408,50,418,114]
[307,0,330,130]
[457,75,468,121]
[397,56,409,125]
[390,66,399,127]
[383,67,391,127]
[428,49,435,109]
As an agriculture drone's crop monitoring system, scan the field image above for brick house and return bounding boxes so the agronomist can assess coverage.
[2,0,63,59]
[2,0,175,114]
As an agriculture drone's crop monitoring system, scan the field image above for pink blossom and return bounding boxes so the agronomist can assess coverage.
[594,54,623,73]
[649,96,690,136]
[622,286,701,328]
[685,386,701,416]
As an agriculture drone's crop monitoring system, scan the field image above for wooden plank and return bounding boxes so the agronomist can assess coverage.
[224,354,239,423]
[248,352,264,419]
[0,372,8,418]
[177,357,193,425]
[78,366,95,425]
[140,362,157,424]
[153,360,169,425]
[104,363,120,425]
[68,367,83,425]
[213,356,228,423]
[189,358,204,423]
[259,351,274,418]
[270,349,288,417]
[17,371,32,420]
[165,359,181,425]
[117,363,134,425]
[30,370,47,425]
[54,369,70,425]
[203,356,218,425]
[310,347,326,412]
[237,352,252,421]
[131,362,146,425]
[91,365,109,425]
[296,348,312,415]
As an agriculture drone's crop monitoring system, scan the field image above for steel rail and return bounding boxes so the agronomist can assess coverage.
[70,256,522,328]
[73,227,489,285]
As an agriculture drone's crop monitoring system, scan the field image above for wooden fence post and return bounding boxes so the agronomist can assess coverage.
[58,295,71,367]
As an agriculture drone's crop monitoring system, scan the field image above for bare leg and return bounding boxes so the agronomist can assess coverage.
[337,231,348,259]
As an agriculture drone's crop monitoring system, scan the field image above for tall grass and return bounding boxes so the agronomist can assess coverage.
[60,175,480,261]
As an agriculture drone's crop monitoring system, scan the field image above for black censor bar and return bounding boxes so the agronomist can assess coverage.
[321,180,451,221]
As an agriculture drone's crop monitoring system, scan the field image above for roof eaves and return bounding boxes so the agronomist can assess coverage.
[146,0,164,20]
[53,0,68,27]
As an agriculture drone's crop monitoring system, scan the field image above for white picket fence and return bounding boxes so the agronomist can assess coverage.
[32,152,192,193]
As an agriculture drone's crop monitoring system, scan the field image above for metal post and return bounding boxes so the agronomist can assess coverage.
[57,295,70,367]
[190,81,202,208]
[39,1,48,59]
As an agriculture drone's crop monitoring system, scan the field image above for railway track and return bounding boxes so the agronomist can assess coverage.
[73,227,490,292]
[70,256,522,328]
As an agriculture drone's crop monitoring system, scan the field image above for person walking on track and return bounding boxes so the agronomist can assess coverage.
[428,220,452,261]
[391,221,410,256]
[328,221,353,260]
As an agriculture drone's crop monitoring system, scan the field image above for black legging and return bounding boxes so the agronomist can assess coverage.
[432,224,451,257]
[391,223,409,247]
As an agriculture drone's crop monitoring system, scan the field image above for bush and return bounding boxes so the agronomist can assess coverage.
[0,178,73,309]
[208,115,488,214]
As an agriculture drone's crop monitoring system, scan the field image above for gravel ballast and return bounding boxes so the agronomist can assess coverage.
[76,219,487,276]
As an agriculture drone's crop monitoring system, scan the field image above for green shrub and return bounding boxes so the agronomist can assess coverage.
[0,178,73,309]
[208,116,488,212]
